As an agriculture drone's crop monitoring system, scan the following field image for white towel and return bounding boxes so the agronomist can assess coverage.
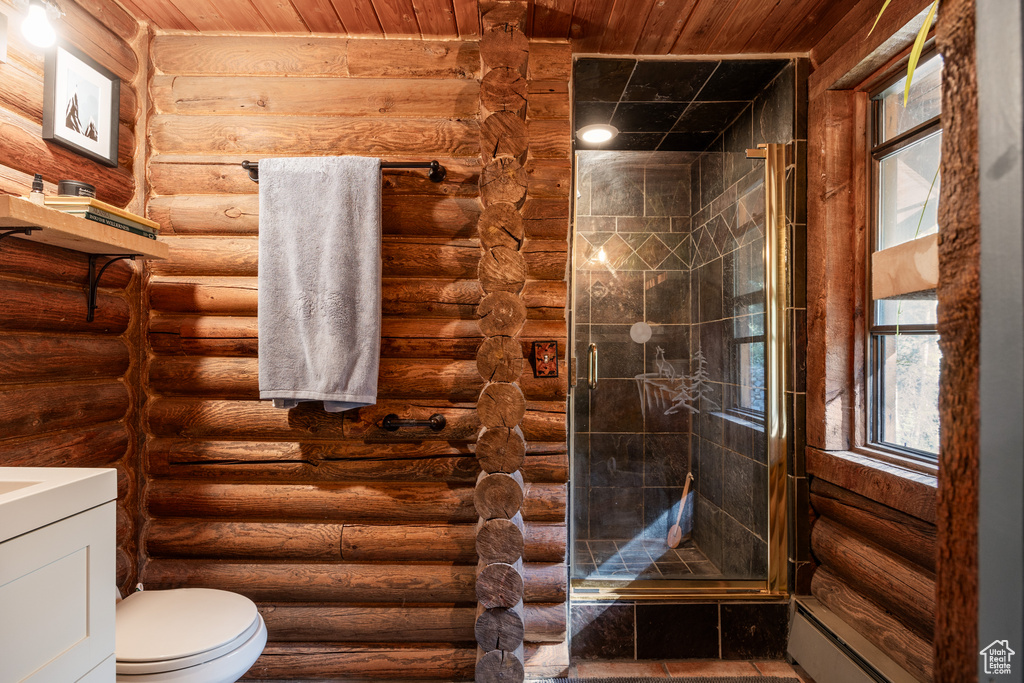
[257,156,382,412]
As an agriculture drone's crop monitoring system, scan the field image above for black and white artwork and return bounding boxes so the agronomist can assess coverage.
[43,44,119,167]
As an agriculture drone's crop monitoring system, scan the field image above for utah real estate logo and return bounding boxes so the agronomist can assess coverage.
[980,640,1015,675]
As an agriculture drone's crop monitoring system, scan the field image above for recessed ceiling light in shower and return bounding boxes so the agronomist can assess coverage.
[576,124,618,144]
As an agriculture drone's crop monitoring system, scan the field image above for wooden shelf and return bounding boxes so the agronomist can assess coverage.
[0,195,168,260]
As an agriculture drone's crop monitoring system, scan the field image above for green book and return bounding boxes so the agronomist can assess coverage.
[81,212,158,240]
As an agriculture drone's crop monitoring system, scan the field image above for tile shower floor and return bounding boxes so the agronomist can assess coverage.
[575,539,719,579]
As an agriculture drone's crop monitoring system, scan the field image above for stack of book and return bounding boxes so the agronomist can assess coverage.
[43,196,160,240]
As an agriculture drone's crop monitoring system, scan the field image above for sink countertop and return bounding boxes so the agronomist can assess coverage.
[0,467,117,543]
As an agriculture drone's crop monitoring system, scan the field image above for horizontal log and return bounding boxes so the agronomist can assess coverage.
[527,120,572,160]
[149,114,479,157]
[73,0,139,42]
[0,236,133,289]
[806,448,937,523]
[524,159,570,198]
[147,276,564,320]
[0,108,134,207]
[0,334,129,385]
[145,397,566,443]
[344,398,565,443]
[147,194,488,239]
[346,39,480,79]
[247,642,474,680]
[147,236,565,280]
[151,76,479,118]
[147,313,565,359]
[811,568,932,683]
[522,197,569,240]
[255,603,562,643]
[152,35,347,76]
[383,196,482,239]
[0,420,129,467]
[147,480,475,522]
[142,560,564,603]
[145,440,565,483]
[144,436,567,482]
[147,157,480,199]
[811,517,935,639]
[810,478,935,572]
[146,480,564,523]
[146,520,565,563]
[528,91,571,120]
[147,356,565,402]
[0,57,137,129]
[0,380,129,441]
[146,194,259,234]
[526,43,571,81]
[344,522,564,563]
[523,641,569,678]
[147,442,480,483]
[0,278,129,334]
[144,559,473,603]
[55,0,138,81]
[147,520,343,561]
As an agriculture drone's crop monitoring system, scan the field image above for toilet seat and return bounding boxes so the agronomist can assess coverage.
[115,588,266,680]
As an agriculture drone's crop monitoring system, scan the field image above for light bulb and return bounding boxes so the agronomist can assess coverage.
[576,124,618,144]
[22,2,55,48]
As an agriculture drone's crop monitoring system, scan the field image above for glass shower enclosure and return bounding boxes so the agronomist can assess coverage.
[570,143,791,597]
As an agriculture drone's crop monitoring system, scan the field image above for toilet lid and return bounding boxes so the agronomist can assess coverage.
[116,588,260,663]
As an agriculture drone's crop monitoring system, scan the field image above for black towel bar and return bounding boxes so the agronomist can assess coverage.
[380,413,447,432]
[241,160,447,184]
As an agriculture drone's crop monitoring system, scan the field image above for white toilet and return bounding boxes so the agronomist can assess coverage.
[115,588,268,682]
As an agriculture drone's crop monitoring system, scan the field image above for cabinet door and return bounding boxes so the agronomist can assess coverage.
[0,502,115,682]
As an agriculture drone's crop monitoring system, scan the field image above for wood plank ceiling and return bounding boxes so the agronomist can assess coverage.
[117,0,850,54]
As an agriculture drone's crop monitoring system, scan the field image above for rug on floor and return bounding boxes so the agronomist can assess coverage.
[535,678,800,683]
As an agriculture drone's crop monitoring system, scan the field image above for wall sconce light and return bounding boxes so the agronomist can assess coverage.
[22,0,59,48]
[576,124,618,144]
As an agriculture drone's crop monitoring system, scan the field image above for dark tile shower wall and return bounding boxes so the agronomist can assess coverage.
[574,152,697,554]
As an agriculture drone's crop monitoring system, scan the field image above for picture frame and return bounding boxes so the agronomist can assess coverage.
[43,44,119,168]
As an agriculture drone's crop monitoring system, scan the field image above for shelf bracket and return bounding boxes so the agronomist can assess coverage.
[0,227,36,246]
[87,254,136,322]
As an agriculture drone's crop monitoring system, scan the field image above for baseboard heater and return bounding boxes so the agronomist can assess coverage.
[787,598,920,683]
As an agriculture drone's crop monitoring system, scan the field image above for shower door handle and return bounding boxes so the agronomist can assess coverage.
[587,343,598,389]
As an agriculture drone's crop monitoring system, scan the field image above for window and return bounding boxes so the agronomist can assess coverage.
[730,240,765,419]
[867,53,943,462]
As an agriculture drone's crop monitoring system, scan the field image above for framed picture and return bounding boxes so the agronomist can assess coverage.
[43,44,119,167]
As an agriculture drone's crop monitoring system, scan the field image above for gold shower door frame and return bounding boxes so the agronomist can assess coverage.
[568,144,790,600]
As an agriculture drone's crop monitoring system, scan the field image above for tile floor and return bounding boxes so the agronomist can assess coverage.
[574,539,719,579]
[565,659,815,680]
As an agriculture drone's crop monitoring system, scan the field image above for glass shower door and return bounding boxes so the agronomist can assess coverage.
[571,149,778,589]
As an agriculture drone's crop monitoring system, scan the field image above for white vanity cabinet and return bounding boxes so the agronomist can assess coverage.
[0,468,117,682]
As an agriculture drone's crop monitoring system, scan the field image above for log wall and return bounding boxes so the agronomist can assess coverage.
[142,25,571,681]
[0,0,144,594]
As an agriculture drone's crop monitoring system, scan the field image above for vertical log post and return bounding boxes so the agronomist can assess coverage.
[475,3,529,681]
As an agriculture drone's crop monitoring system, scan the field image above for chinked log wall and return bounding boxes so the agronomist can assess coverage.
[142,21,571,681]
[0,0,144,594]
